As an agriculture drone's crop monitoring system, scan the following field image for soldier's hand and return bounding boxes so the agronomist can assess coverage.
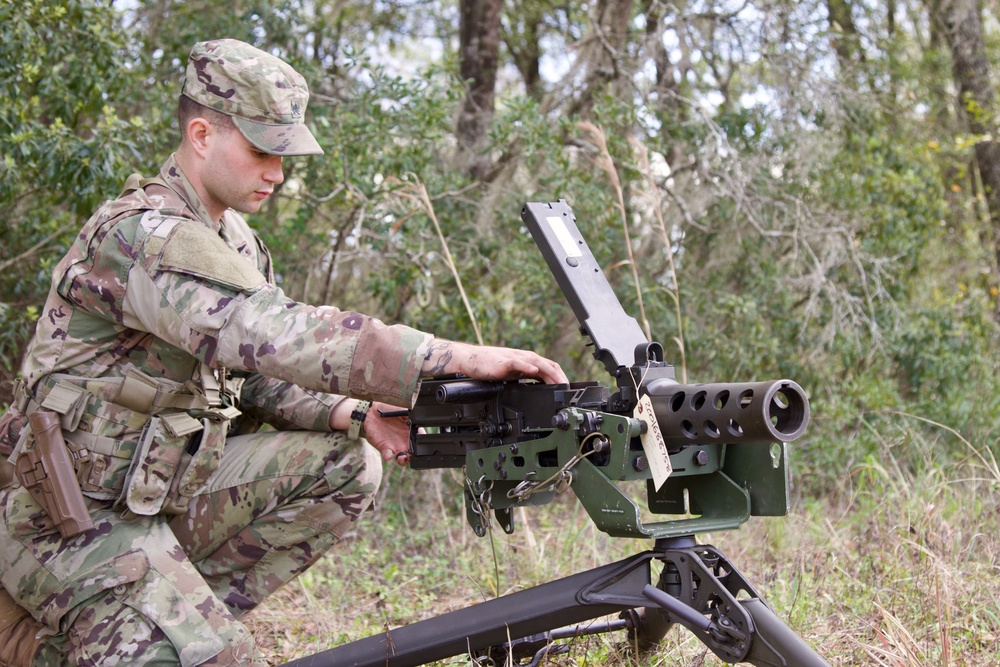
[362,401,412,465]
[329,399,412,465]
[421,339,568,385]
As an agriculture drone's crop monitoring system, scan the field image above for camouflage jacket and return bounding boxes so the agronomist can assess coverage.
[21,154,433,427]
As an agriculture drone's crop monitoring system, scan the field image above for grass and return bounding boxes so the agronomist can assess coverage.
[241,114,1000,667]
[245,435,1000,666]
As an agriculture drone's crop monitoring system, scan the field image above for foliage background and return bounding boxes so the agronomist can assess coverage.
[1,0,998,664]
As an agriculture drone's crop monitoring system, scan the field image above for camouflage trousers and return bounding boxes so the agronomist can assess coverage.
[0,429,382,666]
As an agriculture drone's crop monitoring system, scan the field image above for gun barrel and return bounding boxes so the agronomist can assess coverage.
[646,379,809,446]
[434,380,502,404]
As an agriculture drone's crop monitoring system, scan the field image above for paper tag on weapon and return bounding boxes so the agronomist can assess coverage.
[635,393,672,491]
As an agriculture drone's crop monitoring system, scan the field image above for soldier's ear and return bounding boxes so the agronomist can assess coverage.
[184,117,213,157]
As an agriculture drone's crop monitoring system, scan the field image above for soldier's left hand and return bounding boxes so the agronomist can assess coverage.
[360,401,412,465]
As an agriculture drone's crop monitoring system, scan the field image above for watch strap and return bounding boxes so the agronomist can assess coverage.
[347,400,372,440]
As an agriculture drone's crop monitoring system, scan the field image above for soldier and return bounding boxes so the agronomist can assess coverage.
[0,38,567,666]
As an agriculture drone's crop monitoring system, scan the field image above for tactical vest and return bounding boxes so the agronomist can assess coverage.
[2,174,247,519]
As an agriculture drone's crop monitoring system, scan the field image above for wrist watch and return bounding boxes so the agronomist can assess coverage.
[347,400,372,440]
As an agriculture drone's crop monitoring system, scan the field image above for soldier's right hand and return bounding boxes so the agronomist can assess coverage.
[420,338,568,385]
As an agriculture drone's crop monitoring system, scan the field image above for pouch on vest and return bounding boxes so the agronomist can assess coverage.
[161,409,234,515]
[39,382,89,432]
[121,413,202,516]
[66,428,137,501]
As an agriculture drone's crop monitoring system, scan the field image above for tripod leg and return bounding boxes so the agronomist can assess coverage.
[638,542,831,666]
[741,598,829,667]
[622,606,672,654]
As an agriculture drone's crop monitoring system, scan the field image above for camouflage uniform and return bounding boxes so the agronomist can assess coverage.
[0,40,433,666]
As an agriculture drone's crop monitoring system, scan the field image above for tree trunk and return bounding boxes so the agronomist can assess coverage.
[640,1,687,169]
[927,3,967,231]
[825,0,864,69]
[567,0,634,117]
[928,0,1000,305]
[455,0,502,180]
[502,4,543,101]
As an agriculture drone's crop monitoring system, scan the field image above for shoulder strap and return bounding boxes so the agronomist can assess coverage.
[119,174,171,198]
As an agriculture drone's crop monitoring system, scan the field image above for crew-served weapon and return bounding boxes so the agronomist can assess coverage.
[284,201,829,667]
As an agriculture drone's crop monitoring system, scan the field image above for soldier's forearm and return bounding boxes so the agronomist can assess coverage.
[328,399,361,432]
[420,339,456,378]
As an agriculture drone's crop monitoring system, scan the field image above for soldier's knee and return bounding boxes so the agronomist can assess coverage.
[322,437,382,499]
[298,439,382,539]
[332,439,382,508]
[65,563,264,667]
[355,439,384,496]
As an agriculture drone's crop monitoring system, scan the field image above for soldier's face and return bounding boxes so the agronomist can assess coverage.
[201,126,284,218]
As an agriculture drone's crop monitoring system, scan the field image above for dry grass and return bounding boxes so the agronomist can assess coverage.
[245,440,1000,666]
[246,134,999,666]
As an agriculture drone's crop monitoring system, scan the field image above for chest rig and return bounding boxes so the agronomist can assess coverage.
[3,173,254,523]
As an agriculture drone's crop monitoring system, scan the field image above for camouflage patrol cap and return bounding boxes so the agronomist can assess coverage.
[182,38,323,156]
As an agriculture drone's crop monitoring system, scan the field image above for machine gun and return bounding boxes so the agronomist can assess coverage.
[285,201,829,667]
